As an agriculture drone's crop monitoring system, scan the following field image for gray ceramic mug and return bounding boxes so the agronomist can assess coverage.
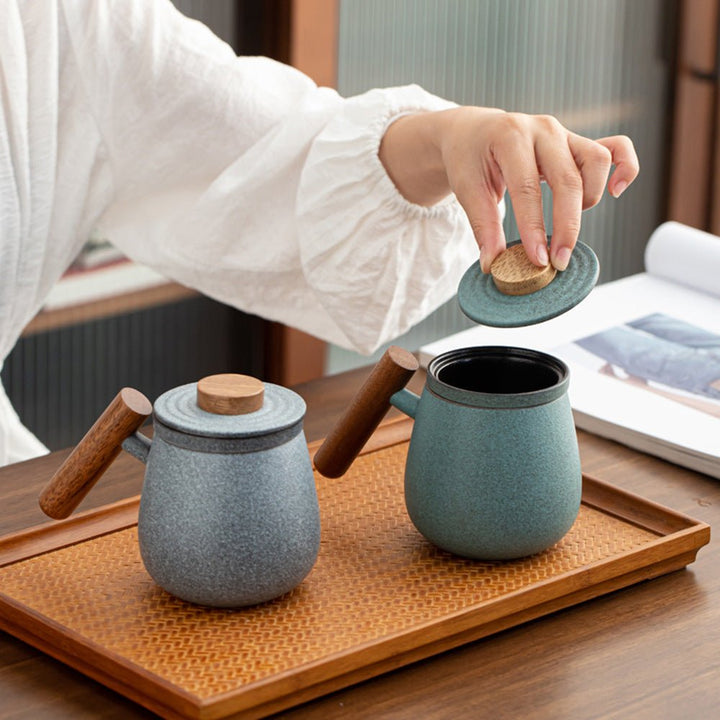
[314,346,582,559]
[38,374,321,608]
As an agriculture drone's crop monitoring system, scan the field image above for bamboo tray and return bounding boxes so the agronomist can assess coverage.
[0,418,710,720]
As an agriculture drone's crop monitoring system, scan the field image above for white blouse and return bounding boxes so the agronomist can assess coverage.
[0,0,479,464]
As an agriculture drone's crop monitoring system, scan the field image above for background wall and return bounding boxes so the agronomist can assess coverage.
[328,0,675,373]
[172,0,236,44]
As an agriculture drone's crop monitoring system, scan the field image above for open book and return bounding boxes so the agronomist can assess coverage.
[419,222,720,479]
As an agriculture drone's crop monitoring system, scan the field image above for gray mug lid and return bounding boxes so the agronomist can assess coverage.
[457,239,599,327]
[153,381,306,438]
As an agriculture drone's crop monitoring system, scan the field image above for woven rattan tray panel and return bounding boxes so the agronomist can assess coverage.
[0,420,710,720]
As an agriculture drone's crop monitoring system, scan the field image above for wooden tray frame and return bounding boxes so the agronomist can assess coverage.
[0,418,711,720]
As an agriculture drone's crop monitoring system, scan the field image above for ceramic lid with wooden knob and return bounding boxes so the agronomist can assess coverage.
[457,238,599,327]
[153,373,306,438]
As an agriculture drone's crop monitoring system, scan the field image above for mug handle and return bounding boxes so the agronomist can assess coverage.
[38,388,152,519]
[313,346,418,478]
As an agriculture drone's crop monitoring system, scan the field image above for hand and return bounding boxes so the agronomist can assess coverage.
[378,107,639,272]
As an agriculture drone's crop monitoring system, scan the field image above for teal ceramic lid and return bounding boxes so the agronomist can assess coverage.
[153,376,306,438]
[457,239,599,327]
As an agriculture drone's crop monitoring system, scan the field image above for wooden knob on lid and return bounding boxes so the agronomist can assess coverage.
[197,374,264,415]
[491,243,556,296]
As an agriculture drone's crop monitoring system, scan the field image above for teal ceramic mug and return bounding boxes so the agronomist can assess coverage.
[314,346,582,559]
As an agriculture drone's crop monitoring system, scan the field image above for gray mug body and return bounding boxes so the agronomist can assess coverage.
[392,346,582,559]
[124,420,320,607]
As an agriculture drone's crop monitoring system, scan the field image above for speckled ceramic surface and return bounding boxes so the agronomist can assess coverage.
[137,431,320,607]
[122,380,320,608]
[390,346,582,559]
[457,239,599,327]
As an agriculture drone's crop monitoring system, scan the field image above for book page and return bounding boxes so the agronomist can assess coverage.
[420,272,720,365]
[557,311,720,462]
[420,224,720,476]
[646,221,720,298]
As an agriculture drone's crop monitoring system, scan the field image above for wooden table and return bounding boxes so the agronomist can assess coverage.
[0,366,717,719]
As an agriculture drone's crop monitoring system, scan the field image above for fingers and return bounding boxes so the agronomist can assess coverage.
[496,122,637,272]
[535,130,585,271]
[453,177,507,273]
[567,133,613,209]
[435,109,639,276]
[595,135,640,197]
[494,127,550,269]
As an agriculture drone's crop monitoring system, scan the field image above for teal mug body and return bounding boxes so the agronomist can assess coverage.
[391,346,582,559]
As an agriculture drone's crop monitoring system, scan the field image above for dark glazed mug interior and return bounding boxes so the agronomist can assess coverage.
[430,346,568,395]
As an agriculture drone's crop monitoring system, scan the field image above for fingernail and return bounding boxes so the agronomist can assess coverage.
[480,250,492,274]
[611,180,628,198]
[552,246,572,271]
[536,242,549,266]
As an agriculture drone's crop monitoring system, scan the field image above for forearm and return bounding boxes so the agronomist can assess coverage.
[378,107,509,208]
[378,112,451,206]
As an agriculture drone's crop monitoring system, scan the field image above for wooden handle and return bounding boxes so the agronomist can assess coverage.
[313,346,419,478]
[39,388,153,519]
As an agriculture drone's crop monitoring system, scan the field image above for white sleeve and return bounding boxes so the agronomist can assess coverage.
[63,0,480,354]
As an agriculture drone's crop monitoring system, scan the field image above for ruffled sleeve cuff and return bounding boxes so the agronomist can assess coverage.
[297,84,481,354]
